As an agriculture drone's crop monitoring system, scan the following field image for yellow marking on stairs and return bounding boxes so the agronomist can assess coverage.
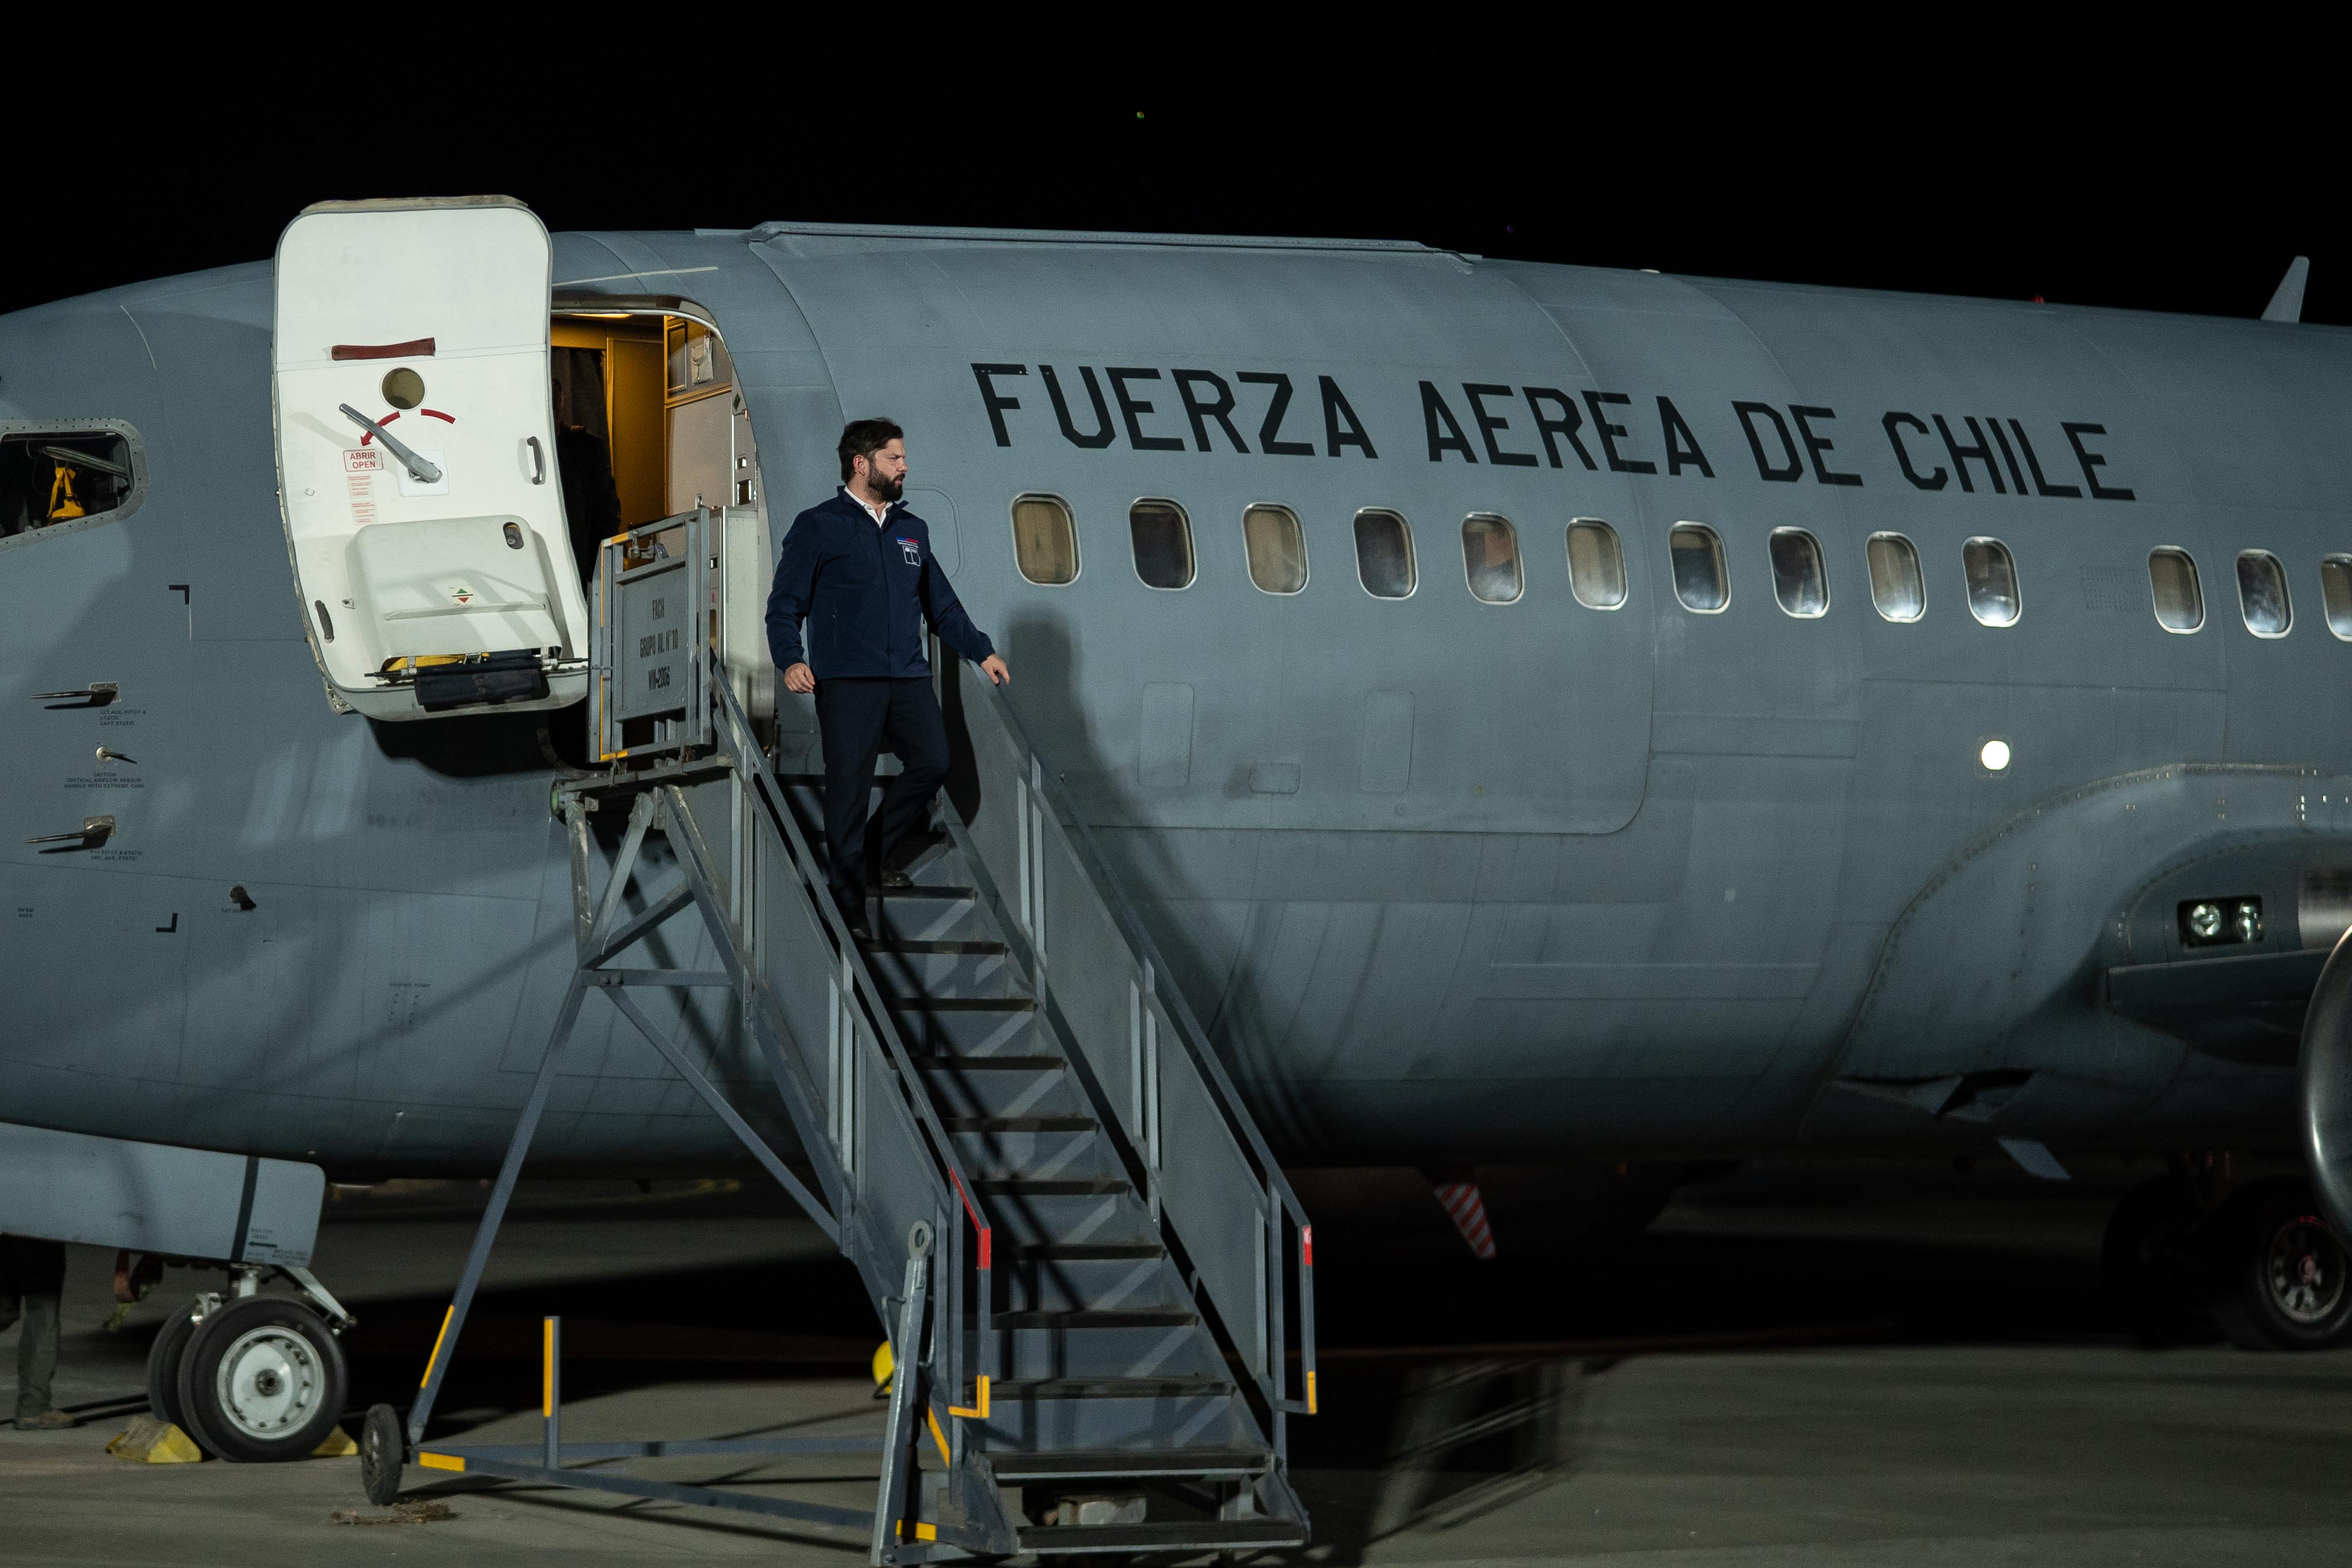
[949,1375,990,1419]
[926,1408,951,1466]
[418,1452,466,1472]
[421,1305,454,1387]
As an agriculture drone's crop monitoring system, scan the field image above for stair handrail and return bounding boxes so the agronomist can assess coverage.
[705,648,997,1438]
[949,660,1316,1419]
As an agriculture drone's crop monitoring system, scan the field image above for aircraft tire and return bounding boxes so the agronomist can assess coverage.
[2206,1179,2352,1351]
[143,1302,201,1438]
[175,1296,349,1462]
[360,1404,405,1505]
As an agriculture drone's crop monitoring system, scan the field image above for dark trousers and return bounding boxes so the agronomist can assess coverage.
[0,1235,65,1420]
[816,677,950,923]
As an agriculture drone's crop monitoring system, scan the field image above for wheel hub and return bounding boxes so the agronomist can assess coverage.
[2266,1215,2347,1324]
[214,1326,321,1438]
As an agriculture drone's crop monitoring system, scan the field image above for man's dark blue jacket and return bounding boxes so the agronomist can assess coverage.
[765,490,995,679]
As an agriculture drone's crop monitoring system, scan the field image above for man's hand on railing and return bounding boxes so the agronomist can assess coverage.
[979,654,1010,687]
[783,662,815,694]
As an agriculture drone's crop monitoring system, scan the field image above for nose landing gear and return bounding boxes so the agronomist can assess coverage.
[142,1265,354,1460]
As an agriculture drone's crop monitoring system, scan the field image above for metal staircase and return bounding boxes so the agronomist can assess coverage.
[380,508,1316,1560]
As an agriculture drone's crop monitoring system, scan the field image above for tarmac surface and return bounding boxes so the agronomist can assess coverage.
[6,1156,2351,1566]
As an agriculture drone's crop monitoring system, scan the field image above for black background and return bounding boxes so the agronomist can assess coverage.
[5,31,2345,327]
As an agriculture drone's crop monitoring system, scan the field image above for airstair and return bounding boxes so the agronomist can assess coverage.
[369,508,1317,1559]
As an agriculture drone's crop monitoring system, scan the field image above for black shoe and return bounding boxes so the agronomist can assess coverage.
[847,919,873,942]
[879,869,914,892]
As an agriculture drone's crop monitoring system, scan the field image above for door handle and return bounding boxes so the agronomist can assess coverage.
[337,405,443,485]
[27,815,113,848]
[528,435,546,484]
[37,682,118,707]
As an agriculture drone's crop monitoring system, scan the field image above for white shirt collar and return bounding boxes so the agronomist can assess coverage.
[842,486,890,526]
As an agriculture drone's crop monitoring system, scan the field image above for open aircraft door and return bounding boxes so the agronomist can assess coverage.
[272,197,587,720]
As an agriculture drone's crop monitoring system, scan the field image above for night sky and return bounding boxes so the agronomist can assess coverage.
[5,39,2343,327]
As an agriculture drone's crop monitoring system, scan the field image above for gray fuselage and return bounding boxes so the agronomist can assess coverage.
[5,222,2344,1175]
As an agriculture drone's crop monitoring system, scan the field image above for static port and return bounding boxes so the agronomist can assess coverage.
[2181,895,2263,948]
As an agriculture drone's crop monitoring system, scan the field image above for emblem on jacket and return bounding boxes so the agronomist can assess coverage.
[897,535,921,565]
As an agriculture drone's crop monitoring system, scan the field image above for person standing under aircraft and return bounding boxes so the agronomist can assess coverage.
[0,1234,71,1430]
[766,419,1010,939]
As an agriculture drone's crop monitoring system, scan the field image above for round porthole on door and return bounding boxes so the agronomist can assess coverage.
[382,367,425,409]
[503,522,524,549]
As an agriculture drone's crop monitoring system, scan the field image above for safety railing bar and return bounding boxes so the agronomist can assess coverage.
[647,787,853,1228]
[718,723,988,1406]
[715,688,983,1189]
[746,996,854,1221]
[710,674,996,1342]
[942,669,1312,1411]
[958,666,1310,1230]
[943,803,1159,1207]
[939,869,1277,1429]
[1266,1175,1286,1446]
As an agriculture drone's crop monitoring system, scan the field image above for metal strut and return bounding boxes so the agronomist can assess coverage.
[402,783,844,1459]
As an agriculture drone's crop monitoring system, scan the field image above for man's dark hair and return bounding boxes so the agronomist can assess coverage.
[838,418,904,483]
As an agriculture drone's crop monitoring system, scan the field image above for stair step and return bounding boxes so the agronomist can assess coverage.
[1018,1521,1305,1554]
[869,940,1005,955]
[944,1115,1094,1133]
[877,883,976,901]
[1016,1242,1164,1261]
[920,1056,1066,1073]
[908,997,1036,1013]
[972,1177,1128,1196]
[986,1446,1273,1481]
[994,1375,1234,1401]
[993,1309,1196,1329]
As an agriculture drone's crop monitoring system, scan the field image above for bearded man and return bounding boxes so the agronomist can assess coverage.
[765,419,1010,939]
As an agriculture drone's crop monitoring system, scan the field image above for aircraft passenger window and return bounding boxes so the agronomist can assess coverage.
[1668,523,1728,613]
[1128,499,1194,590]
[1962,537,2021,626]
[1768,528,1829,618]
[2321,556,2352,640]
[1461,514,1523,604]
[0,426,141,544]
[2148,548,2203,633]
[2237,550,2291,637]
[1565,519,1627,609]
[1866,533,1924,622]
[1243,503,1308,594]
[1011,493,1079,586]
[1354,508,1416,598]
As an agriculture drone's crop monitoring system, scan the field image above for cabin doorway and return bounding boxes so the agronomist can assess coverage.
[550,306,772,730]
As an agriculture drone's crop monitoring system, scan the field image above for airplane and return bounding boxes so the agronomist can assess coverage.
[7,197,2352,1547]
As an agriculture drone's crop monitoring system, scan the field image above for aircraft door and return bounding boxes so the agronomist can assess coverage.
[272,198,587,720]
